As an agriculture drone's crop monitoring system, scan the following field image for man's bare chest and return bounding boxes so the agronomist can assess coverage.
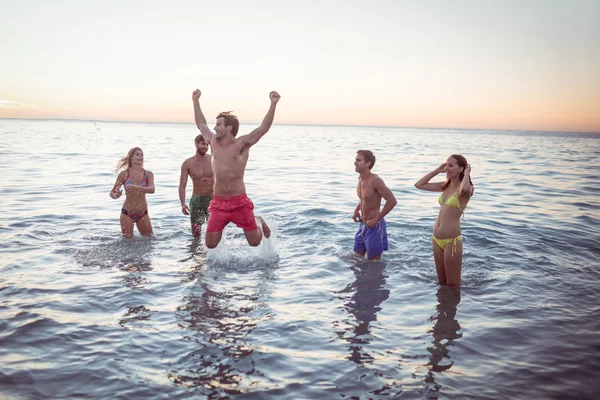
[360,183,379,202]
[189,161,212,179]
[213,145,249,165]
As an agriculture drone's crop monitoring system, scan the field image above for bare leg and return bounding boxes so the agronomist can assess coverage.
[205,231,223,249]
[443,239,463,287]
[257,216,271,238]
[244,216,271,246]
[191,223,202,237]
[120,213,134,238]
[136,216,153,236]
[432,239,447,284]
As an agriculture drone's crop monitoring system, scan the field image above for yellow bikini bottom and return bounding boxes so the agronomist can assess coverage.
[431,235,462,257]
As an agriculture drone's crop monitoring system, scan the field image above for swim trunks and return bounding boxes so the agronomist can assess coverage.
[353,218,388,259]
[189,195,211,225]
[206,193,258,233]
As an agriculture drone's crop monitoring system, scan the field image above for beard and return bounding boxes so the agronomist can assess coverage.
[197,149,207,156]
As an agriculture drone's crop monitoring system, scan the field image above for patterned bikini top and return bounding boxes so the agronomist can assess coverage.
[124,169,148,187]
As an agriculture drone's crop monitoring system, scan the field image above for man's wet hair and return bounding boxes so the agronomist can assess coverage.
[195,134,206,144]
[357,149,376,170]
[217,111,240,137]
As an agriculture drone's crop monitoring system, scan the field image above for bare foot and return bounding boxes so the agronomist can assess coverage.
[257,216,271,239]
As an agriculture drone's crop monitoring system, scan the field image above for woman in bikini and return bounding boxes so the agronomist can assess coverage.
[414,155,473,286]
[109,147,155,238]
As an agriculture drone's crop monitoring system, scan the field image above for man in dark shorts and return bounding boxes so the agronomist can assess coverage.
[191,88,280,248]
[179,134,214,237]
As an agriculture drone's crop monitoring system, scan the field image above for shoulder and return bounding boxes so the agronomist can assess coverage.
[117,170,127,179]
[145,170,154,177]
[373,174,387,186]
[235,134,252,148]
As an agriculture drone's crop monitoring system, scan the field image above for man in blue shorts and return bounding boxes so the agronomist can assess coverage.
[352,150,397,260]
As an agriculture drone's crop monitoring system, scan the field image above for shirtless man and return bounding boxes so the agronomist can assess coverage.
[179,134,214,237]
[191,88,280,248]
[353,150,397,260]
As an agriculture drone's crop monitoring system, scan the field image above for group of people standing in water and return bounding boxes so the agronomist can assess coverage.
[109,89,474,286]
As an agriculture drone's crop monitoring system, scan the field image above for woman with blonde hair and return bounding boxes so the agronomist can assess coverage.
[109,147,155,237]
[414,154,473,286]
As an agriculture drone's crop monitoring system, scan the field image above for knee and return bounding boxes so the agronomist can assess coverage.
[247,237,262,247]
[205,240,218,249]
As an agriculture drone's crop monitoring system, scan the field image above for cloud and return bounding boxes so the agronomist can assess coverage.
[0,99,42,110]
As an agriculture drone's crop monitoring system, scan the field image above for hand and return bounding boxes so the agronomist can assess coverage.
[192,89,201,101]
[353,210,362,222]
[110,189,122,199]
[464,164,471,175]
[182,204,190,215]
[365,218,379,228]
[125,184,139,193]
[436,163,447,174]
[269,91,281,104]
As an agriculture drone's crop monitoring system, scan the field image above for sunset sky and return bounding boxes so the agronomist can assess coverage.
[1,0,599,132]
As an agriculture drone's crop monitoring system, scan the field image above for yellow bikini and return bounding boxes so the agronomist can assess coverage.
[432,188,464,256]
[431,235,462,256]
[437,189,463,210]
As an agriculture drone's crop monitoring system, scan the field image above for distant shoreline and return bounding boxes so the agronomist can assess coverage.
[0,117,598,135]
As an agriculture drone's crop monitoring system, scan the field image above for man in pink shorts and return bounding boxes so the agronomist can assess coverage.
[191,88,281,248]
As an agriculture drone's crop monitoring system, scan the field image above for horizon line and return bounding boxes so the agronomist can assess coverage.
[0,116,598,135]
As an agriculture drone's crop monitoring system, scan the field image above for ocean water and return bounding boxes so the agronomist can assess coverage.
[0,119,599,399]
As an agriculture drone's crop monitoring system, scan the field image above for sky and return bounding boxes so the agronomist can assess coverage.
[0,0,599,132]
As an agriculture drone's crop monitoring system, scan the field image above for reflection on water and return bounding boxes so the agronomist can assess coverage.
[179,238,208,283]
[74,236,155,271]
[334,261,390,365]
[424,286,462,395]
[171,259,276,394]
[119,305,156,329]
[74,238,156,328]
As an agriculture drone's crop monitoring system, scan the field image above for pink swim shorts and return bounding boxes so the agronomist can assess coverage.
[206,193,258,233]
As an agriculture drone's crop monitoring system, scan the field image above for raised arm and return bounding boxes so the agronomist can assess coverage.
[179,161,190,215]
[414,163,446,192]
[241,91,281,147]
[459,164,473,197]
[192,89,216,144]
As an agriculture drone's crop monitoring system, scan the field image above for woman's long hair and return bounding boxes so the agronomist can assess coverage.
[441,154,473,191]
[115,147,143,173]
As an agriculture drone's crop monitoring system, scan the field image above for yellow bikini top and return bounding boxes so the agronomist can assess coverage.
[438,187,463,210]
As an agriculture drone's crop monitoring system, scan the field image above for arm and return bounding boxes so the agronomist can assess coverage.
[414,163,446,192]
[192,89,215,143]
[459,164,473,197]
[241,91,281,147]
[179,162,190,215]
[128,171,155,194]
[109,171,125,199]
[366,179,397,227]
[353,179,362,222]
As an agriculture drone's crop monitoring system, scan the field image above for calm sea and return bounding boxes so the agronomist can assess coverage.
[0,119,599,399]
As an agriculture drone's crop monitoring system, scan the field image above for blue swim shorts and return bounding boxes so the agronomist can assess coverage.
[353,219,388,259]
